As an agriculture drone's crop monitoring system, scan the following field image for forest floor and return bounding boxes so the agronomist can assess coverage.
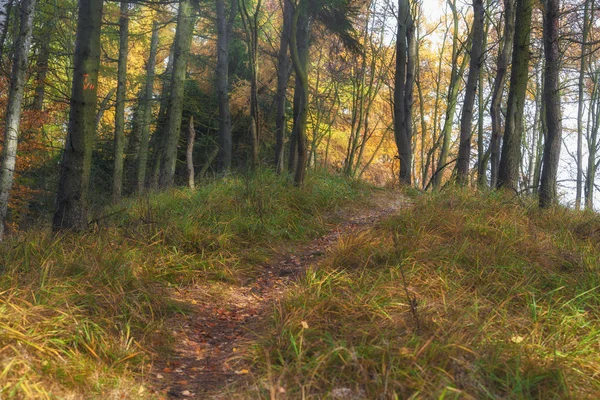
[147,190,411,399]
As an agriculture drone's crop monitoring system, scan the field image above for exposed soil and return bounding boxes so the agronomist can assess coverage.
[148,190,410,399]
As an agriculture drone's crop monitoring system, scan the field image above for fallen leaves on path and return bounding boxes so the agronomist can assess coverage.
[148,190,411,398]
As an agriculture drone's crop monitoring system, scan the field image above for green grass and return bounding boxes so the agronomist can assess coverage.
[241,188,600,399]
[0,169,372,399]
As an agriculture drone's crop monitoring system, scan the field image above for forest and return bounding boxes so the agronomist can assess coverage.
[1,0,600,398]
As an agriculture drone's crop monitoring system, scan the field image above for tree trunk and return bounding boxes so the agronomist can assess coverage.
[274,0,292,173]
[497,0,533,191]
[456,0,484,184]
[0,0,36,240]
[216,0,237,173]
[434,0,467,188]
[239,0,261,168]
[53,0,103,231]
[136,20,159,193]
[187,116,196,190]
[289,0,309,185]
[112,1,129,203]
[149,42,175,189]
[159,0,197,187]
[489,0,515,187]
[394,0,411,185]
[539,0,561,208]
[0,0,12,60]
[576,0,591,209]
[32,22,51,110]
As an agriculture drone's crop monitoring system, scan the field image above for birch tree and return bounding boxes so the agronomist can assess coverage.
[0,0,36,240]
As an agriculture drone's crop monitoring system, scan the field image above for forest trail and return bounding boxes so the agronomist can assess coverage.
[148,189,411,399]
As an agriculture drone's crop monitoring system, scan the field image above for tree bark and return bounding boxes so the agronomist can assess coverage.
[112,1,129,203]
[274,0,293,173]
[289,0,309,185]
[539,0,561,207]
[32,20,52,111]
[489,0,515,187]
[53,0,103,231]
[576,0,591,209]
[149,42,175,189]
[239,0,261,168]
[394,0,411,185]
[187,116,196,190]
[216,0,237,173]
[0,0,36,240]
[497,0,533,191]
[136,20,159,193]
[159,0,197,187]
[456,0,484,184]
[434,0,467,188]
[0,0,12,60]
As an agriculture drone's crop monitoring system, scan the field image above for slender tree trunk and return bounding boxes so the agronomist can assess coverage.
[216,0,237,173]
[0,0,36,240]
[53,0,103,231]
[136,20,159,193]
[585,72,600,209]
[434,0,467,188]
[287,77,301,173]
[456,0,484,184]
[187,116,196,190]
[403,13,415,183]
[112,1,129,203]
[289,0,309,185]
[159,0,197,187]
[394,0,411,185]
[32,22,51,110]
[239,0,261,168]
[476,3,489,186]
[149,43,175,189]
[490,0,515,187]
[0,0,12,60]
[539,0,561,207]
[533,59,546,193]
[274,0,293,173]
[576,0,591,209]
[497,0,533,191]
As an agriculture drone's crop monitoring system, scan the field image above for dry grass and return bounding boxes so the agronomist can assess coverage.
[243,188,600,399]
[0,170,372,398]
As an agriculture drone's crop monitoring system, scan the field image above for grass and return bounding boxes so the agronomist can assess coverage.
[0,169,372,399]
[241,188,600,399]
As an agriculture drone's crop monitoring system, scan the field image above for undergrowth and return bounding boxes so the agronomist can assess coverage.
[243,188,600,399]
[0,170,371,399]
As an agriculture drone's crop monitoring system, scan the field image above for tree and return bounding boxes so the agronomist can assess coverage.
[455,0,484,184]
[497,0,533,191]
[288,0,360,185]
[239,0,262,168]
[159,0,197,187]
[53,0,103,230]
[112,1,130,203]
[216,0,237,173]
[433,0,467,188]
[489,0,515,187]
[0,0,36,240]
[274,0,293,174]
[135,20,160,193]
[538,0,561,207]
[576,0,591,208]
[393,0,414,185]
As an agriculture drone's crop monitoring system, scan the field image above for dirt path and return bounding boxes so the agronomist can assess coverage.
[148,190,410,399]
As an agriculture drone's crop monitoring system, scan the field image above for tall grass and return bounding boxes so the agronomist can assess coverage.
[0,170,372,398]
[243,188,600,399]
